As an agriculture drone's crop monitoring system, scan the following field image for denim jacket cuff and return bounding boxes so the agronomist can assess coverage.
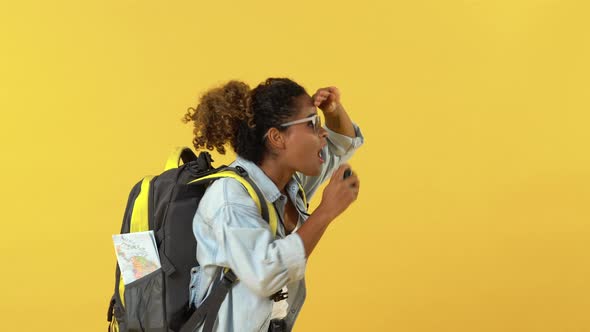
[324,123,364,156]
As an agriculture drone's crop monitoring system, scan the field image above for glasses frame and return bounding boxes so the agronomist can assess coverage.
[279,114,321,129]
[263,114,322,141]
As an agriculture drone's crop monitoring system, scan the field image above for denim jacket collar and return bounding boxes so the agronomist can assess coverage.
[232,156,279,203]
[232,156,302,204]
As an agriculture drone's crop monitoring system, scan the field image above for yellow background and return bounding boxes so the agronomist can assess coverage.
[1,0,589,331]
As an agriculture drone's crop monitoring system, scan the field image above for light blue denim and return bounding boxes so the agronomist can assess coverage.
[190,124,364,332]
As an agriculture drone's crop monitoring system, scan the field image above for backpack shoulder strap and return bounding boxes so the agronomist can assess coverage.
[189,168,278,236]
[129,176,155,233]
[292,173,308,208]
[180,167,279,332]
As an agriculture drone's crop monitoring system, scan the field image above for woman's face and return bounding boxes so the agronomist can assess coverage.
[282,94,328,176]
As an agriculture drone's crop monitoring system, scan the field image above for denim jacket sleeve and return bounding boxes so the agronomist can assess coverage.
[298,123,365,200]
[194,178,307,298]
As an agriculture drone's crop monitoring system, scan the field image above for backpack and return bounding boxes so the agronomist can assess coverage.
[107,147,279,332]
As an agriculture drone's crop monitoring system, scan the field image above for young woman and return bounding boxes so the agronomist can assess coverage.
[183,78,364,332]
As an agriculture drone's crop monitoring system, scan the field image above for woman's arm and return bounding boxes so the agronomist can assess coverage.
[194,179,307,297]
[297,86,365,200]
[296,164,359,257]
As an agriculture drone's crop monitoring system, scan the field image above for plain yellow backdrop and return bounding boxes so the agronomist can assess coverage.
[1,0,589,331]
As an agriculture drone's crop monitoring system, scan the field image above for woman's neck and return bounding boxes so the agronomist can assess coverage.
[258,158,293,194]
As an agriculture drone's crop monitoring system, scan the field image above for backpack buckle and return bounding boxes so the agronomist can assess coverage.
[221,269,238,284]
[270,289,288,302]
[234,166,248,177]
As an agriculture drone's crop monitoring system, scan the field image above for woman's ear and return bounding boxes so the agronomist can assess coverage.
[266,127,286,150]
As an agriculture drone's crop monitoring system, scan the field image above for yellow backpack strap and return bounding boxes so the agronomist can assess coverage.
[266,201,278,237]
[164,146,197,171]
[129,176,155,233]
[190,169,278,292]
[183,167,280,322]
[109,317,120,332]
[118,175,155,308]
[189,170,278,236]
[292,174,308,208]
[118,279,126,310]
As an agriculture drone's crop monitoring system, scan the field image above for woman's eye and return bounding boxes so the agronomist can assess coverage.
[307,122,315,128]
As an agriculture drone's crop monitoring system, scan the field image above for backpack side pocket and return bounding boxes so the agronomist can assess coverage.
[123,268,167,332]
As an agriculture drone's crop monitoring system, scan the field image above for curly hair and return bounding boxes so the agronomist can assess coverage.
[183,78,307,164]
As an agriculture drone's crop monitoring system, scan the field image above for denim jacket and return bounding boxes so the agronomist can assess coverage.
[190,124,364,332]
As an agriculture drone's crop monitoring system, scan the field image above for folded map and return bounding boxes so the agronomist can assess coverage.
[112,231,161,285]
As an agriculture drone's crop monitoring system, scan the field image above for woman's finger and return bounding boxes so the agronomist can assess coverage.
[332,164,351,180]
[344,174,358,187]
[315,89,329,97]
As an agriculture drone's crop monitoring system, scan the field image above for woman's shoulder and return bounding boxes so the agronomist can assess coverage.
[199,176,259,212]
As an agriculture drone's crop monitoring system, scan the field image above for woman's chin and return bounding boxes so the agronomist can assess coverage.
[299,166,322,177]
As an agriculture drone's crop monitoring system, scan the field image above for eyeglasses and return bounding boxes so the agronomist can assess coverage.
[281,114,322,132]
[263,114,323,140]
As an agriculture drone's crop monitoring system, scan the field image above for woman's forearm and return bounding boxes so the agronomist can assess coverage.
[324,104,356,138]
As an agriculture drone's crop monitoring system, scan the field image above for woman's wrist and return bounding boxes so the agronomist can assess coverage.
[322,104,356,138]
[322,103,344,119]
[311,203,336,225]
